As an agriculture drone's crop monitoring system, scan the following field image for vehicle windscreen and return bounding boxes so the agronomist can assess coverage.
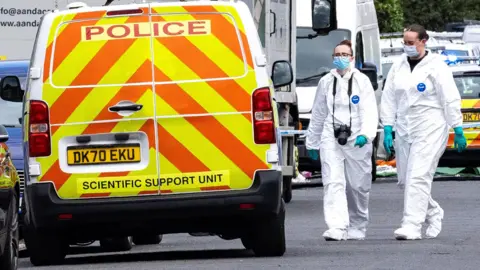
[454,74,480,99]
[296,28,351,86]
[0,76,25,127]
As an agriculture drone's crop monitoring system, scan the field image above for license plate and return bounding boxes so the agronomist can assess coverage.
[463,112,480,122]
[67,144,141,166]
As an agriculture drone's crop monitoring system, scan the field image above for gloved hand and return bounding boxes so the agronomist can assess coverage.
[383,125,394,155]
[453,127,467,153]
[307,149,319,160]
[354,135,367,148]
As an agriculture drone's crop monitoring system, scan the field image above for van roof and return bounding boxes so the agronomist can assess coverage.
[51,0,236,17]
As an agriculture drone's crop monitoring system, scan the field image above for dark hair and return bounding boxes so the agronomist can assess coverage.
[404,24,429,41]
[334,39,353,54]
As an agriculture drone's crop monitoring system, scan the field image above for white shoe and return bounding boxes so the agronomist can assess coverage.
[347,228,366,240]
[394,226,422,240]
[323,228,347,241]
[292,174,308,184]
[425,208,444,239]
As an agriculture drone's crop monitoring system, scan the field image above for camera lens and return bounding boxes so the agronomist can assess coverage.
[337,132,348,145]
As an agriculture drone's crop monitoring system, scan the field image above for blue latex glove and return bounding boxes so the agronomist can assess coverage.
[354,135,367,148]
[383,125,394,155]
[308,149,319,160]
[453,127,467,153]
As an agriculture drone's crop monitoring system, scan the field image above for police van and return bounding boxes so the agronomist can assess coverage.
[10,0,301,265]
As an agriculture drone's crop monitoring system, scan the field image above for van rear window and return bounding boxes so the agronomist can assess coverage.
[47,10,248,88]
[455,75,480,99]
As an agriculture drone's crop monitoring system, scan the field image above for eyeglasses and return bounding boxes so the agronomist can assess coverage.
[332,53,352,57]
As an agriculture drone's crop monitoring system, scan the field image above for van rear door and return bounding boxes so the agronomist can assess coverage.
[37,7,159,199]
[150,3,272,195]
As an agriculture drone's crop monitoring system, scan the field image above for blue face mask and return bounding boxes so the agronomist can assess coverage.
[333,56,351,71]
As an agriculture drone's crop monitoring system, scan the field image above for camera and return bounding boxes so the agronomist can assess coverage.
[334,124,352,145]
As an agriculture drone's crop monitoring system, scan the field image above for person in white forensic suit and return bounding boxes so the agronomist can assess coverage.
[306,40,379,241]
[380,24,467,240]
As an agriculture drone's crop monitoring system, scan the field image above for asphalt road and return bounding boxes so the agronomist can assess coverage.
[19,180,480,270]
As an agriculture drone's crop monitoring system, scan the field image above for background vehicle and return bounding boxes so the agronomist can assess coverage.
[438,56,480,167]
[295,0,383,181]
[0,60,27,240]
[0,123,20,270]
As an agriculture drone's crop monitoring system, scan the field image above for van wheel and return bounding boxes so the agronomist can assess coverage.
[100,236,133,252]
[25,226,67,266]
[249,201,286,257]
[282,176,292,203]
[241,236,254,250]
[132,234,162,245]
[0,193,19,270]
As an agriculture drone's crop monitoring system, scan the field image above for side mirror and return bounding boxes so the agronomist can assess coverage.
[360,67,378,90]
[0,76,24,102]
[271,60,293,88]
[0,125,9,143]
[311,0,336,34]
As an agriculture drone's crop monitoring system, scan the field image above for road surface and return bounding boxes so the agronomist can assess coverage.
[19,180,480,269]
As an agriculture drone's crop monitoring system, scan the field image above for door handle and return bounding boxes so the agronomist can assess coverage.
[109,104,143,112]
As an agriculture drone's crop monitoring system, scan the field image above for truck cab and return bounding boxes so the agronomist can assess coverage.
[295,0,383,178]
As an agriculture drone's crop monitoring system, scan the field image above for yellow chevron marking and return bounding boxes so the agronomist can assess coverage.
[61,40,150,125]
[152,41,267,162]
[211,5,247,35]
[153,9,246,80]
[46,16,134,105]
[155,95,252,190]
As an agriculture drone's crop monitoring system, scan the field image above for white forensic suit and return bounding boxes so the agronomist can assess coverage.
[306,68,378,240]
[380,52,462,239]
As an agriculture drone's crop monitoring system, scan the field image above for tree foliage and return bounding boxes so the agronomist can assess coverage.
[375,0,480,33]
[375,0,404,32]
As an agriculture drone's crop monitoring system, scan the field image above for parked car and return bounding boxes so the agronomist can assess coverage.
[0,60,28,240]
[0,124,20,270]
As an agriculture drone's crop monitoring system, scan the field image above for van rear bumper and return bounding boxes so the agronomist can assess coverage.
[24,170,282,238]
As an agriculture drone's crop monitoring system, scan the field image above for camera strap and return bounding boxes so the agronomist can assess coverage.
[332,73,354,129]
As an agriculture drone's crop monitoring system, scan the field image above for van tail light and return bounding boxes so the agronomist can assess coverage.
[252,88,276,144]
[29,100,51,157]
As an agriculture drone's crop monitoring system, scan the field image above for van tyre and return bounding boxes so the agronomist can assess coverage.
[25,225,67,266]
[100,236,133,252]
[132,234,162,245]
[282,176,292,203]
[0,193,19,270]
[248,201,286,257]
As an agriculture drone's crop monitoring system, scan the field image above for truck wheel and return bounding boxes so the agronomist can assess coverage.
[282,176,293,203]
[25,225,67,266]
[132,234,163,245]
[100,236,133,252]
[250,201,286,257]
[0,193,19,270]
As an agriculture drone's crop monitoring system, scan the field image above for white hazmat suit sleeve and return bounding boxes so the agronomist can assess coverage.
[306,78,328,150]
[433,63,463,128]
[359,75,379,142]
[379,64,398,127]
